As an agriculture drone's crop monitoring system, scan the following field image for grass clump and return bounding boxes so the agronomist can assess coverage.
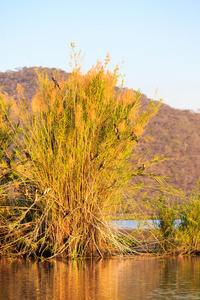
[175,184,200,254]
[147,184,200,255]
[153,194,178,253]
[0,47,161,259]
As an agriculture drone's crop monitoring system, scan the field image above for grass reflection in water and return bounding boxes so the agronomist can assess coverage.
[0,257,200,300]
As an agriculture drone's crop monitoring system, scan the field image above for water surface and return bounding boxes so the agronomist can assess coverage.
[112,219,181,229]
[1,256,200,299]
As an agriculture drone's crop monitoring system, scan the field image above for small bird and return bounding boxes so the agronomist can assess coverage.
[131,132,139,142]
[99,157,106,170]
[52,77,61,90]
[23,149,32,160]
[3,155,11,168]
[137,164,146,172]
[113,124,120,140]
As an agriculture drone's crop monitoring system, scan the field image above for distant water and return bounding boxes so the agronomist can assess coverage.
[111,219,182,229]
[1,257,200,299]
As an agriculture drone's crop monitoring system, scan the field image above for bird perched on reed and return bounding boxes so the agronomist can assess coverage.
[137,164,146,172]
[3,155,11,168]
[130,132,139,142]
[113,124,120,140]
[23,149,32,160]
[99,157,106,170]
[52,77,61,90]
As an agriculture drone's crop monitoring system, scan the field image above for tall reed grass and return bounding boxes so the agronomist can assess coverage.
[0,48,162,259]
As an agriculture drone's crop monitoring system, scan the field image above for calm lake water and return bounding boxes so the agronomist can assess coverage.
[112,219,182,229]
[1,256,200,300]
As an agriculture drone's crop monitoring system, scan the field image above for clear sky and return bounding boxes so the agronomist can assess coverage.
[1,0,200,111]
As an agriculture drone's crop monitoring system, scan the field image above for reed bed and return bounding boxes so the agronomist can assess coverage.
[0,49,164,259]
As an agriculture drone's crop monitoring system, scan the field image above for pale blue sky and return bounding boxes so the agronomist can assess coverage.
[1,0,200,111]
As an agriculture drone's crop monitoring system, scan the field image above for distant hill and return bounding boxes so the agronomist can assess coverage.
[0,67,200,194]
[139,95,200,193]
[0,67,69,102]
